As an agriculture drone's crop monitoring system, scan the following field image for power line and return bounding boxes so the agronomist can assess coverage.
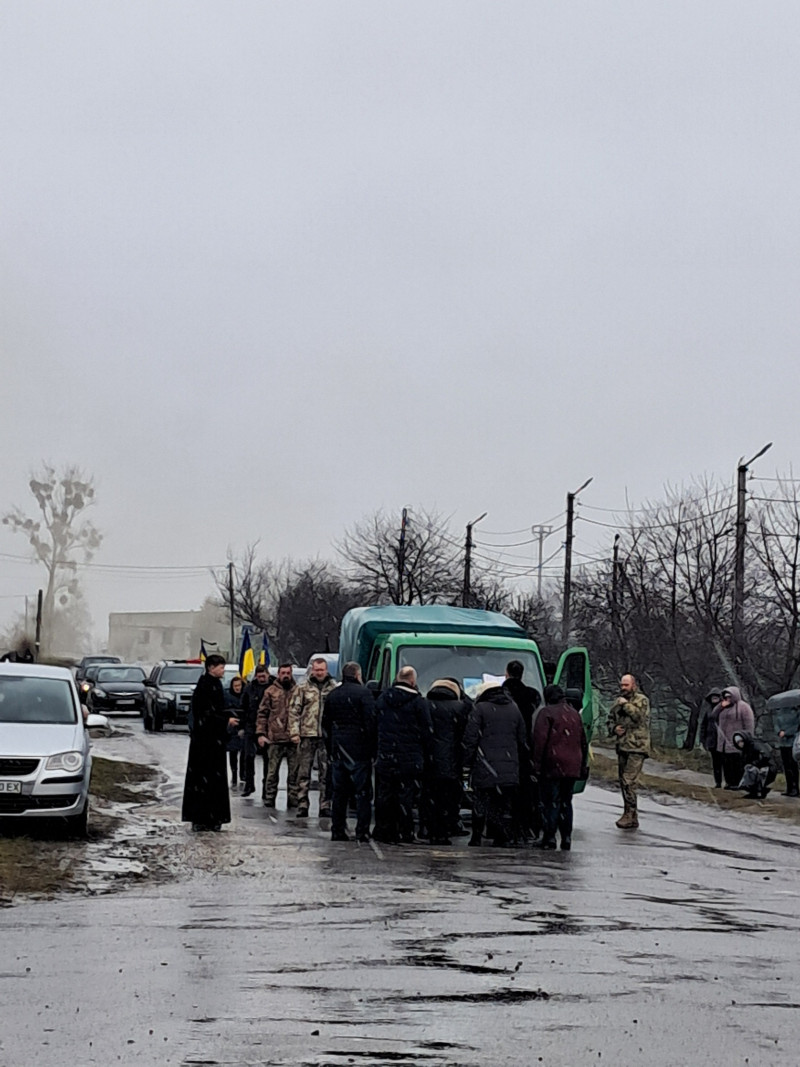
[0,550,224,573]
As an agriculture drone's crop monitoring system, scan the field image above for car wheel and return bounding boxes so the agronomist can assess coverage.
[65,800,89,839]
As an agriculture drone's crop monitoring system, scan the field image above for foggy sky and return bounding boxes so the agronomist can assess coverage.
[3,2,800,642]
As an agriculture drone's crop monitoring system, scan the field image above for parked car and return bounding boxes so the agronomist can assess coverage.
[86,665,147,716]
[142,661,204,732]
[0,662,100,837]
[75,654,121,688]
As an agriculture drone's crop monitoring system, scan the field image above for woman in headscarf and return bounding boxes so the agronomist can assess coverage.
[716,687,755,789]
[182,654,240,831]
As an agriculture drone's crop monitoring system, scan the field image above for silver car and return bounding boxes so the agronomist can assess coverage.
[0,663,93,836]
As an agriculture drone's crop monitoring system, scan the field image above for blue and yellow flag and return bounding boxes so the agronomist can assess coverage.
[259,632,270,667]
[199,639,209,662]
[239,629,255,680]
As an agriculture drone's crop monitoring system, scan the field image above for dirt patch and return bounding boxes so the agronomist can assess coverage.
[91,756,158,803]
[590,751,800,826]
[0,837,76,897]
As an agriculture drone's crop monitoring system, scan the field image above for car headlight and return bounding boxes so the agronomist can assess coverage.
[45,751,85,773]
[93,688,107,699]
[156,692,174,705]
[81,682,91,692]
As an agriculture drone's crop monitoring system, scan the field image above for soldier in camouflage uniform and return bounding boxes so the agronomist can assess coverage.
[607,673,650,829]
[288,657,338,818]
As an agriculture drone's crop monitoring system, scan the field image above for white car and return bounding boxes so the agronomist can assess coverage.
[0,662,97,837]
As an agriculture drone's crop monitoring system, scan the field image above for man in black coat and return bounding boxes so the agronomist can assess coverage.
[373,666,433,844]
[182,655,240,831]
[243,663,274,801]
[503,659,542,840]
[423,678,470,845]
[321,661,376,842]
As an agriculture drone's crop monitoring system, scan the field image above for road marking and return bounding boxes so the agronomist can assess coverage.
[370,840,384,860]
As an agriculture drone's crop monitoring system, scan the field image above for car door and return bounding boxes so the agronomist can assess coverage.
[552,647,593,791]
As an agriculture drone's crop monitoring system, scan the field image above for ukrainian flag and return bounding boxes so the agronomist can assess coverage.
[259,632,270,667]
[239,629,255,680]
[199,639,209,662]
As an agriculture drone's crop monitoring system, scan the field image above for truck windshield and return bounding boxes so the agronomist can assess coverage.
[397,645,544,699]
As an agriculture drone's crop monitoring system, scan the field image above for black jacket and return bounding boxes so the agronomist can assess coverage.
[375,684,433,773]
[503,677,541,737]
[735,732,781,775]
[463,688,527,790]
[700,689,723,751]
[241,677,272,736]
[321,680,377,764]
[426,685,470,779]
[190,672,228,742]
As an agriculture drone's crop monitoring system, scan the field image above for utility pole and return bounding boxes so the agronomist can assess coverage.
[24,595,30,635]
[462,512,487,607]
[531,525,553,599]
[562,477,593,645]
[611,533,621,645]
[34,589,43,662]
[227,561,236,663]
[733,442,773,661]
[398,507,408,604]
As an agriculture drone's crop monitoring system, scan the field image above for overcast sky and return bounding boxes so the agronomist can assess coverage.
[2,1,800,642]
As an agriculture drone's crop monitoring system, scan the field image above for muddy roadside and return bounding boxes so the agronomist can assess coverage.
[0,754,177,905]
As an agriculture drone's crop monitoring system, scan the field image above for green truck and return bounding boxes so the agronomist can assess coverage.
[338,605,593,787]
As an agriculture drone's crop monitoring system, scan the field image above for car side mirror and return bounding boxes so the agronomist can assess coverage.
[144,678,155,686]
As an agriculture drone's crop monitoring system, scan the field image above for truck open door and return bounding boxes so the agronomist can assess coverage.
[552,646,593,793]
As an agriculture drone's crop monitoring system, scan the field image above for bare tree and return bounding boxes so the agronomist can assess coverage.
[2,464,102,655]
[215,544,288,635]
[274,561,361,664]
[337,507,461,605]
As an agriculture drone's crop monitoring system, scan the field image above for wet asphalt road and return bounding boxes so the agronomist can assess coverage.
[2,725,800,1066]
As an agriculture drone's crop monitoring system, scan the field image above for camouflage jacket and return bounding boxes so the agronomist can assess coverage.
[607,690,651,755]
[255,680,297,744]
[288,675,338,738]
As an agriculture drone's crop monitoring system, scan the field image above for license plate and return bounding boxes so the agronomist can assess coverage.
[0,781,22,794]
[117,700,135,707]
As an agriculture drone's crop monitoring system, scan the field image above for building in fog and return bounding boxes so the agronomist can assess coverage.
[108,607,230,664]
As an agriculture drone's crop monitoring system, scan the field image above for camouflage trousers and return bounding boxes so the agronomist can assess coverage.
[617,751,646,812]
[296,738,329,812]
[264,742,299,806]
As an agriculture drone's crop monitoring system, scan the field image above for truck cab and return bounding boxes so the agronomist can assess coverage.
[339,606,593,788]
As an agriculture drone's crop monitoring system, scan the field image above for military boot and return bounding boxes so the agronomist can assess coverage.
[616,810,638,829]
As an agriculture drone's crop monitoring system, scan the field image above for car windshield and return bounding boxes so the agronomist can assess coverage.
[160,666,203,685]
[397,645,544,700]
[85,665,103,681]
[0,676,78,724]
[96,667,145,683]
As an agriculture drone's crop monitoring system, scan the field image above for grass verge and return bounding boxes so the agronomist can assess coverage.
[590,750,800,827]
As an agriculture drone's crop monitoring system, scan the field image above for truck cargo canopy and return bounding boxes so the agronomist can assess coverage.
[338,605,527,675]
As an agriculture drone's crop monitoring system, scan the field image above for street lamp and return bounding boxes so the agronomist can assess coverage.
[733,443,772,658]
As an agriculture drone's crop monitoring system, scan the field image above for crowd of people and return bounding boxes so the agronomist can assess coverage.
[181,654,589,849]
[699,685,798,799]
[180,657,799,843]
